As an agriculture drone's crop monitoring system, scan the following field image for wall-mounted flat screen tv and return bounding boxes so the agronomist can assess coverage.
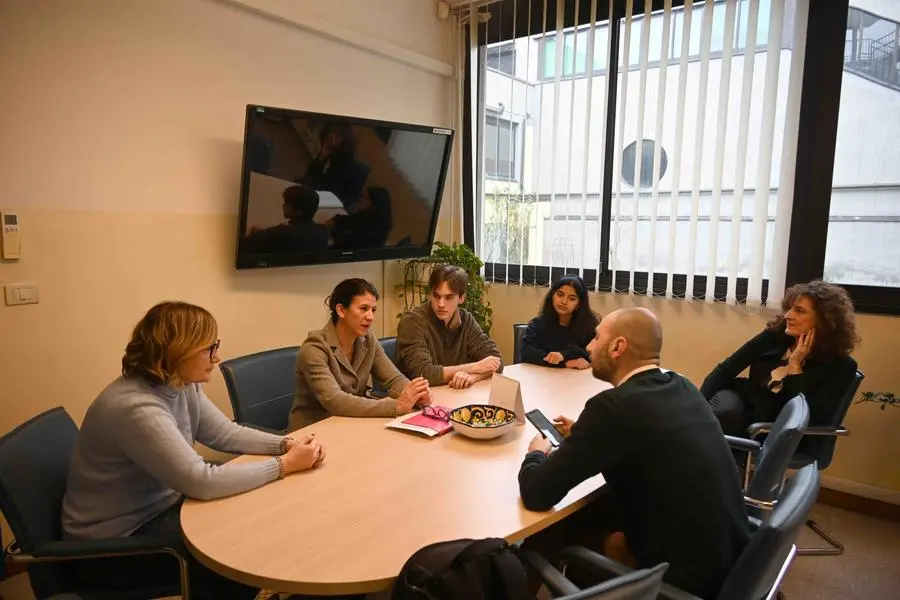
[235,105,454,269]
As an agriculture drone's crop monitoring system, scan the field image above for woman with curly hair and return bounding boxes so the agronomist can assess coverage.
[701,281,860,436]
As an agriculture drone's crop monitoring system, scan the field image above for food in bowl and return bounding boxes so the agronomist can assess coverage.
[449,404,517,439]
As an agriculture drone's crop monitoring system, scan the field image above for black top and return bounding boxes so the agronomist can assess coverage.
[700,328,857,426]
[519,369,749,599]
[520,316,591,367]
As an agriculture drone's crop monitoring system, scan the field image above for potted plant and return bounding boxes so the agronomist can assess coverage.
[395,242,493,334]
[856,390,898,410]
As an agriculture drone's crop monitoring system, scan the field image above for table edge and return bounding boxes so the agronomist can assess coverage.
[181,486,603,594]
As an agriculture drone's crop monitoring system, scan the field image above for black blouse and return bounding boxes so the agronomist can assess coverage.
[700,328,857,425]
[520,316,592,367]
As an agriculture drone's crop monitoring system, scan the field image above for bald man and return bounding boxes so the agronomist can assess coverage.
[519,308,749,599]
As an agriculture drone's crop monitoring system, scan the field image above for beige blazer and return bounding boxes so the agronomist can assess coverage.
[290,321,408,430]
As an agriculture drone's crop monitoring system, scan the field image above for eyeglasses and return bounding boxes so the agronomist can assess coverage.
[208,339,221,360]
[422,406,451,421]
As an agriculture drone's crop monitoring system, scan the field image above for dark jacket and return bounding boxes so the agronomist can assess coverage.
[700,328,857,426]
[519,370,749,599]
[520,316,592,367]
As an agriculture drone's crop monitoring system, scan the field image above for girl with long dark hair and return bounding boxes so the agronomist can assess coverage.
[520,275,601,369]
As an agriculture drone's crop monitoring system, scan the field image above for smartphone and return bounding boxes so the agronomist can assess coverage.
[525,409,565,447]
[366,387,390,399]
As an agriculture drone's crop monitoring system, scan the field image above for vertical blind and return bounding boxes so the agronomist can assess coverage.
[474,0,810,305]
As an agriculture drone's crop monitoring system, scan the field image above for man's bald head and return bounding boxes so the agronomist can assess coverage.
[603,307,663,362]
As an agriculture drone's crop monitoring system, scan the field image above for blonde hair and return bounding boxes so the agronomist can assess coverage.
[122,301,218,387]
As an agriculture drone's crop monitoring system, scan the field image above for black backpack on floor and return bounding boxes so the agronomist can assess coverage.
[392,537,532,600]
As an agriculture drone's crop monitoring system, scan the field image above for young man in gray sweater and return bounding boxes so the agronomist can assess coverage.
[397,265,503,389]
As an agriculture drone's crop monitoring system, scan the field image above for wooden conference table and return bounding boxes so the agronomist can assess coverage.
[181,363,611,595]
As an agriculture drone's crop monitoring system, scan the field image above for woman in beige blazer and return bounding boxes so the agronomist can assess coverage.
[290,278,432,430]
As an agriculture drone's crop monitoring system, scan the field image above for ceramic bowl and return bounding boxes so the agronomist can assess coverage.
[449,404,517,440]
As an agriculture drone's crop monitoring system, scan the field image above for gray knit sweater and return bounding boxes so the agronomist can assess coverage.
[62,376,286,539]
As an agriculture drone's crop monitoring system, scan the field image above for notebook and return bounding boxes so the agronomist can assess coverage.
[385,406,454,437]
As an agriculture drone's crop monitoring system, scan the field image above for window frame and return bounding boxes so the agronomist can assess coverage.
[483,109,523,183]
[463,0,897,314]
[785,0,900,315]
[486,40,518,76]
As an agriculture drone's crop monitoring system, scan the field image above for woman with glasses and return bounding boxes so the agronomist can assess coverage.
[62,301,324,600]
[291,278,432,429]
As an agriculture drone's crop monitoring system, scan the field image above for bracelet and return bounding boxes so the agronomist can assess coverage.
[275,456,285,479]
[279,437,289,455]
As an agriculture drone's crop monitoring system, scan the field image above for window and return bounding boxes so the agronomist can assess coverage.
[621,139,668,189]
[486,42,517,76]
[823,7,900,289]
[542,0,778,81]
[472,0,802,303]
[542,26,609,79]
[484,112,520,181]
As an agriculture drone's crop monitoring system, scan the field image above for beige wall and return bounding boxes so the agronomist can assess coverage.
[488,284,900,500]
[0,0,455,434]
[1,0,895,519]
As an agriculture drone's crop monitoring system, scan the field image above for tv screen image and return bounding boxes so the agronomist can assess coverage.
[235,105,454,269]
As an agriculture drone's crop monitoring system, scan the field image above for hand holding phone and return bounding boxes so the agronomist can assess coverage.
[525,409,565,447]
[552,415,575,438]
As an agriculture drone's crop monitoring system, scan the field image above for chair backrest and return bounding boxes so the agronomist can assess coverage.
[0,407,80,597]
[717,464,820,600]
[379,336,398,366]
[804,370,864,470]
[747,394,809,506]
[560,563,668,600]
[512,323,528,364]
[219,346,299,432]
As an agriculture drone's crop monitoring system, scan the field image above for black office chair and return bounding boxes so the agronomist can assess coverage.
[0,407,188,600]
[512,323,528,364]
[748,370,864,555]
[522,552,667,599]
[726,394,809,519]
[546,463,820,600]
[219,346,300,434]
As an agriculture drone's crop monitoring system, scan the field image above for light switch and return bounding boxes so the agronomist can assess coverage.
[5,281,39,306]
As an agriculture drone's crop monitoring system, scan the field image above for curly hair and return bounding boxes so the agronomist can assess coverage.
[122,301,218,387]
[767,280,860,360]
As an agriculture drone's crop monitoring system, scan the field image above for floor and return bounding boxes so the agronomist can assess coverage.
[779,504,900,599]
[2,504,898,599]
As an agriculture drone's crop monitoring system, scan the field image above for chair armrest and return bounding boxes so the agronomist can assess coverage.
[559,546,635,579]
[744,496,776,511]
[746,422,775,440]
[748,515,763,532]
[804,426,849,437]
[240,422,286,436]
[656,581,704,600]
[725,436,761,455]
[9,536,180,563]
[560,547,700,600]
[519,550,580,596]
